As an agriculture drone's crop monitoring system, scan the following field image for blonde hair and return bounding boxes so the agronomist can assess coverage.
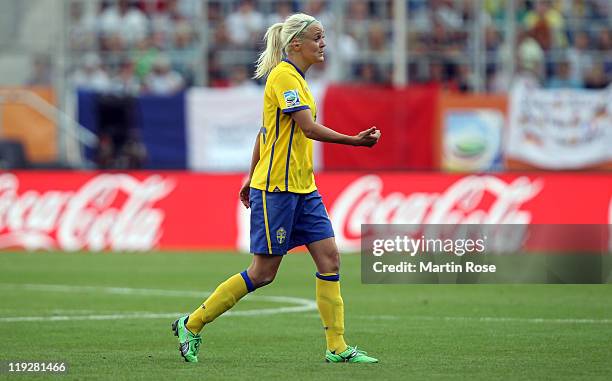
[253,13,319,79]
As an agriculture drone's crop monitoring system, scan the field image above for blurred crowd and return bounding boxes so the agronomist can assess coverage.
[66,0,197,95]
[57,0,612,94]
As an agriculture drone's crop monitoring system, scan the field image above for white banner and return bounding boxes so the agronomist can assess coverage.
[187,86,324,171]
[187,87,263,171]
[507,84,612,169]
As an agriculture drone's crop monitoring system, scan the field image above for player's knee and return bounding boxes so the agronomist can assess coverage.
[323,249,340,273]
[329,253,340,273]
[249,270,276,288]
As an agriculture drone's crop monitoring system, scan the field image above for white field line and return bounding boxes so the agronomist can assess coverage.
[0,283,314,305]
[304,313,612,325]
[0,283,317,323]
[408,315,612,325]
[4,313,612,324]
[1,284,611,325]
[0,312,182,322]
[0,283,211,298]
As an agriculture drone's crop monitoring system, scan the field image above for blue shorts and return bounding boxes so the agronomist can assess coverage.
[249,188,335,255]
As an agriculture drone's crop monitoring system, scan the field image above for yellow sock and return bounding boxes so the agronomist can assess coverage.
[316,272,348,353]
[186,271,255,333]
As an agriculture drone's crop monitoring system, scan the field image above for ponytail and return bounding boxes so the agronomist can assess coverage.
[253,13,319,79]
[254,22,284,79]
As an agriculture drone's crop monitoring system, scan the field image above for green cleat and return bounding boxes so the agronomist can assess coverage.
[325,346,379,363]
[171,316,202,363]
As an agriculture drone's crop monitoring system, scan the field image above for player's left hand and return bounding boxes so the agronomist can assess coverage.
[239,179,251,209]
[354,127,381,147]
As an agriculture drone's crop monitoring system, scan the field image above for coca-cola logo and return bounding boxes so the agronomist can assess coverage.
[329,175,543,250]
[0,174,175,251]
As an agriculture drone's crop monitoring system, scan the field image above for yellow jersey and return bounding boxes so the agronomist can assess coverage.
[250,59,317,194]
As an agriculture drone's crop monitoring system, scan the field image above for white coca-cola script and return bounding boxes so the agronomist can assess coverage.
[329,175,543,250]
[0,174,174,251]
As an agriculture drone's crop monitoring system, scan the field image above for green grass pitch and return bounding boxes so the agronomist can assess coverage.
[1,252,611,380]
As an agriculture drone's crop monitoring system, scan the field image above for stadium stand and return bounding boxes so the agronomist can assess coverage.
[59,0,611,92]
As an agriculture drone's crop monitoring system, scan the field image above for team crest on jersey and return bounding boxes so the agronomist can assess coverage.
[283,90,300,108]
[276,227,287,244]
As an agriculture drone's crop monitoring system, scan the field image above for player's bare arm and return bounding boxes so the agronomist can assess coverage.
[291,109,381,147]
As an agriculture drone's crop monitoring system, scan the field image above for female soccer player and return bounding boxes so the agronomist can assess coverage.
[173,13,381,364]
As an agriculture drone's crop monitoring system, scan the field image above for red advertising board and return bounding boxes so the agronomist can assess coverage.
[1,172,610,252]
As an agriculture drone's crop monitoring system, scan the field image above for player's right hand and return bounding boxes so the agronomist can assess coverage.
[354,127,381,147]
[239,179,251,209]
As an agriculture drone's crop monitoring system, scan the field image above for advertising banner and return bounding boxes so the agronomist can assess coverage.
[437,94,507,171]
[0,172,241,252]
[2,172,610,253]
[507,85,612,169]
